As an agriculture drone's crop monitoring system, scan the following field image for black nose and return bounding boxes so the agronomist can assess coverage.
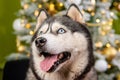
[35,37,47,47]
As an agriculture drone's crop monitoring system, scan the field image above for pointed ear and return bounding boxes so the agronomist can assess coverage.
[66,4,85,23]
[35,9,49,31]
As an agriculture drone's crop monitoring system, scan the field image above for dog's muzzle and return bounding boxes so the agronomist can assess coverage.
[40,51,71,72]
[35,37,47,47]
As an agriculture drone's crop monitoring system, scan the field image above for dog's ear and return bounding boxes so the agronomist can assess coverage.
[35,9,49,31]
[66,4,84,23]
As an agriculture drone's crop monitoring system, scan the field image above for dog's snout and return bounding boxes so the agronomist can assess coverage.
[35,37,47,47]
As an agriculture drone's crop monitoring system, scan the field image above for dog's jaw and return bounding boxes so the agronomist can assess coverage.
[29,49,89,80]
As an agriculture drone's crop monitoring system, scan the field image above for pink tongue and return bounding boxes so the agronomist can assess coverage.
[40,55,58,72]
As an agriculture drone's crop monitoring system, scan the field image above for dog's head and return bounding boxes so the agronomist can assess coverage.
[31,4,94,80]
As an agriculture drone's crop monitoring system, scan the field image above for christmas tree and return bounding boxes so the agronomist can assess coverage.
[9,0,120,80]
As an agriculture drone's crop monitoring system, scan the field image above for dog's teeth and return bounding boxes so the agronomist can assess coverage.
[58,53,63,59]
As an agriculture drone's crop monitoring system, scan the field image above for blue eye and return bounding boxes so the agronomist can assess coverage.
[57,28,66,34]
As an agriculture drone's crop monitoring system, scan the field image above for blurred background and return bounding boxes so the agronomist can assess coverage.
[0,0,20,79]
[0,0,120,80]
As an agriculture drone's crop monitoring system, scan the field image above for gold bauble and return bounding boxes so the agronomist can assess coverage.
[25,23,31,29]
[117,73,120,80]
[48,3,57,15]
[102,47,117,61]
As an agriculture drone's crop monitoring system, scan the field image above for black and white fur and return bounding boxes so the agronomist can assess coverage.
[26,4,97,80]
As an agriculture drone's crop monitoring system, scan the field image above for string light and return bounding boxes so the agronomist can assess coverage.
[106,43,111,48]
[21,19,26,27]
[88,7,93,12]
[23,4,29,10]
[34,10,39,16]
[59,2,63,7]
[49,3,55,11]
[86,20,113,27]
[18,45,25,52]
[96,19,100,23]
[95,41,103,48]
[38,4,42,8]
[101,31,106,36]
[101,10,105,15]
[29,30,34,35]
[110,12,114,16]
[91,0,96,6]
[108,64,112,69]
[91,12,95,16]
[81,10,85,14]
[102,21,106,25]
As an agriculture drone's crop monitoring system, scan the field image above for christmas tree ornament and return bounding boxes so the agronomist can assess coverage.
[48,3,57,15]
[25,23,31,29]
[102,46,117,61]
[95,59,108,72]
[13,19,26,32]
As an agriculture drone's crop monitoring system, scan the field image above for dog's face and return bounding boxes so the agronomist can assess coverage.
[31,4,93,80]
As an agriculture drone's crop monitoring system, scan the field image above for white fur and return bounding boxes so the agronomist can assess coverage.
[31,22,89,80]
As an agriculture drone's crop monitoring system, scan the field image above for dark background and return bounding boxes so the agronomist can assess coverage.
[0,0,20,79]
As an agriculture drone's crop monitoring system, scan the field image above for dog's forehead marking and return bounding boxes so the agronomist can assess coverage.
[51,22,69,32]
[38,21,69,35]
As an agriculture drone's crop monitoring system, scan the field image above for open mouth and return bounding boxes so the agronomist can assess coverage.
[40,51,71,72]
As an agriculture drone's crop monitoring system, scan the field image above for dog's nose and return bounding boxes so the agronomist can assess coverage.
[35,37,47,47]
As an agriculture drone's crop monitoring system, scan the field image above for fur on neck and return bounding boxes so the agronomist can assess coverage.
[30,50,91,80]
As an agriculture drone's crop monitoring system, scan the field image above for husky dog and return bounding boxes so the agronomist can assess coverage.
[26,4,97,80]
